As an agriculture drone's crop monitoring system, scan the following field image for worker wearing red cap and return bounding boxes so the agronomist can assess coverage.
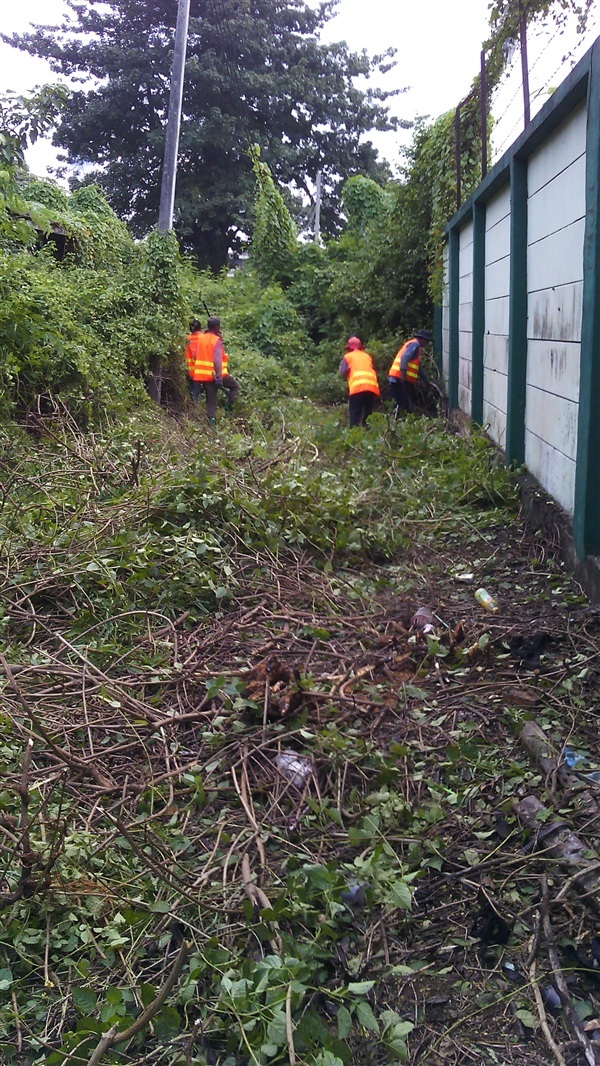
[339,336,380,427]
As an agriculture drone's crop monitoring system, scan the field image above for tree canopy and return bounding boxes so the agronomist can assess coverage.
[3,0,399,270]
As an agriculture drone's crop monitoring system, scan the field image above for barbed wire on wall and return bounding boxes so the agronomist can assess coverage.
[490,17,600,163]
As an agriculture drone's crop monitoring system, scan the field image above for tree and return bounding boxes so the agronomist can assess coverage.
[0,85,69,245]
[3,0,399,270]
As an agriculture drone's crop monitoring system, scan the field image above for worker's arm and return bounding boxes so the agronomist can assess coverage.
[339,357,349,378]
[213,338,224,383]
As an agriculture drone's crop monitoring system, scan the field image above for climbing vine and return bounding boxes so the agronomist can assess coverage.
[248,144,298,285]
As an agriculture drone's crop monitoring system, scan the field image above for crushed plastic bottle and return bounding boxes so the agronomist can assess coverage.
[474,588,498,613]
[275,751,312,787]
[563,747,585,769]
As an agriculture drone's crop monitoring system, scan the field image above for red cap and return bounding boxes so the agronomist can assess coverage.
[346,336,362,350]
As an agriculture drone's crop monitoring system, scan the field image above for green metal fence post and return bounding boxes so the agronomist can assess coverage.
[574,42,600,558]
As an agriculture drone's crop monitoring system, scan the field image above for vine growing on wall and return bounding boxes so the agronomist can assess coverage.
[248,144,298,286]
[401,98,483,306]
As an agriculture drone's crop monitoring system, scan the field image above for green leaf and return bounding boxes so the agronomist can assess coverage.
[0,967,13,990]
[515,1009,539,1029]
[347,981,375,994]
[355,1000,379,1033]
[337,1005,353,1039]
[390,880,412,909]
[72,987,97,1013]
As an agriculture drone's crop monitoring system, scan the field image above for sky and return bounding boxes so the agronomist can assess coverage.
[0,0,599,177]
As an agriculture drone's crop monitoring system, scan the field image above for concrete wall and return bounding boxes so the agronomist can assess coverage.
[442,244,450,383]
[458,221,473,415]
[525,104,586,514]
[483,185,511,447]
[442,104,586,519]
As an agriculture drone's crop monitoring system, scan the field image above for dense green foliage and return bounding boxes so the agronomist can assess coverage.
[3,0,397,269]
[0,180,194,420]
[1,401,595,1066]
[0,401,526,1065]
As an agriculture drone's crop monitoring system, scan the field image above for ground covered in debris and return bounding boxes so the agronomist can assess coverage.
[0,401,599,1066]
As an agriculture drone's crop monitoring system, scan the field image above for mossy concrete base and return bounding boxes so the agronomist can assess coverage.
[443,409,600,602]
[517,472,600,604]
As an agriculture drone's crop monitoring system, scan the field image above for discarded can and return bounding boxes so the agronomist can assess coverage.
[474,588,498,613]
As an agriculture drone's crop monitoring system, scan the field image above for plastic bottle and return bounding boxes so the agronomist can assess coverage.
[474,588,498,613]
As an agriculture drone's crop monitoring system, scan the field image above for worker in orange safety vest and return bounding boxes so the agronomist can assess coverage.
[387,328,433,414]
[185,316,239,423]
[338,336,380,426]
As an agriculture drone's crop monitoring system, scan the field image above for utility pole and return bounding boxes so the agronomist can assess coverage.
[158,0,191,232]
[314,170,322,243]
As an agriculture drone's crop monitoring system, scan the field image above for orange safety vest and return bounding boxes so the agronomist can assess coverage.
[185,331,220,382]
[222,350,229,373]
[345,349,380,396]
[388,339,420,382]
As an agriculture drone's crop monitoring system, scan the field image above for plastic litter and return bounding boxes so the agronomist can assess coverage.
[474,588,498,613]
[563,747,585,768]
[541,984,561,1011]
[275,751,312,787]
[411,606,435,630]
[454,572,475,583]
[341,880,366,909]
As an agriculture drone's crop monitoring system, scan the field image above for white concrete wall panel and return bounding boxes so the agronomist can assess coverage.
[485,257,511,300]
[524,104,585,517]
[527,104,586,196]
[483,343,509,408]
[529,282,583,343]
[527,339,581,405]
[483,401,507,447]
[458,221,474,417]
[525,429,576,513]
[485,184,511,230]
[485,295,510,337]
[483,187,511,447]
[528,218,586,291]
[486,214,511,264]
[528,155,586,243]
[459,300,473,331]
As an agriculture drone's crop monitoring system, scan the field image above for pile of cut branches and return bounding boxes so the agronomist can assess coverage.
[0,405,598,1066]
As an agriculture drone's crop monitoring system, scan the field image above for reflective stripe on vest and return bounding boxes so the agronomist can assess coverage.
[388,339,420,380]
[222,351,229,373]
[185,333,197,373]
[405,356,420,382]
[187,331,219,382]
[345,350,380,396]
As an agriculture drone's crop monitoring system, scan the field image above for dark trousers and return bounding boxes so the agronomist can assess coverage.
[189,374,240,418]
[389,378,414,413]
[348,391,376,427]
